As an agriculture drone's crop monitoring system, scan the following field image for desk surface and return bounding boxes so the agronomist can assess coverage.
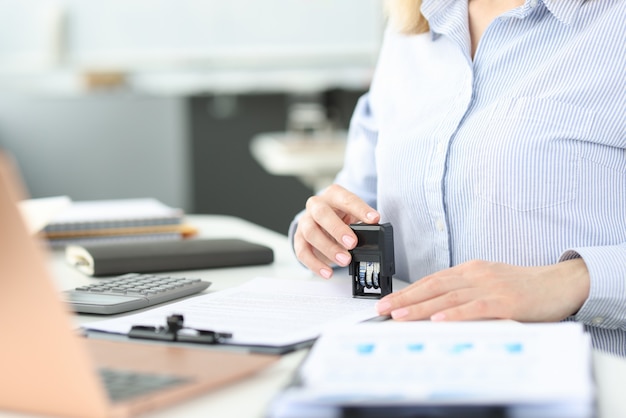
[2,214,626,418]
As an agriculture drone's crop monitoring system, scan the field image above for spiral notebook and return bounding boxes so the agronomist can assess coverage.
[43,198,183,233]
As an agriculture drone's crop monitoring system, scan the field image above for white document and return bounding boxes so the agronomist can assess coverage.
[18,195,71,234]
[84,277,380,348]
[270,321,595,418]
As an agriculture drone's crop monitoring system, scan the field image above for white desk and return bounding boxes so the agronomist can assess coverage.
[2,214,626,418]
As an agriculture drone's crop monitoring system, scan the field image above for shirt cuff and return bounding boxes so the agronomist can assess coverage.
[288,210,306,265]
[560,244,626,330]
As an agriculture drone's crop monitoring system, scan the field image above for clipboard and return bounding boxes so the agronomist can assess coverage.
[115,313,316,355]
[80,277,383,355]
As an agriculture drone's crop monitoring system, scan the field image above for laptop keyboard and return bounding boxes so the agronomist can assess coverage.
[99,368,191,402]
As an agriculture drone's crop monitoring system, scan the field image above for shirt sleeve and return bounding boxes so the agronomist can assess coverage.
[560,244,626,331]
[333,92,379,209]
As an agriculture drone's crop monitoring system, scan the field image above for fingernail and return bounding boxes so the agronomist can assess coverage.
[366,212,378,221]
[342,235,356,248]
[431,312,446,321]
[391,308,408,319]
[335,253,350,266]
[320,268,332,279]
[376,301,391,313]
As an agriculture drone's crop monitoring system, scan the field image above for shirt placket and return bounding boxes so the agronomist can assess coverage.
[423,73,473,271]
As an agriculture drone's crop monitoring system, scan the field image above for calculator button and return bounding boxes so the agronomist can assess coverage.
[64,273,211,314]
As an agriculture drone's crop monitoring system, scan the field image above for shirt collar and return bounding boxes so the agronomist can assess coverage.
[539,0,586,25]
[421,0,587,40]
[421,0,458,40]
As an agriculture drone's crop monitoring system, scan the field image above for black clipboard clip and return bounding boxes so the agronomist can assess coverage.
[128,314,232,345]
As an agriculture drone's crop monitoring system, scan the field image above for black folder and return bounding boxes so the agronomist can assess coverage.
[65,238,274,277]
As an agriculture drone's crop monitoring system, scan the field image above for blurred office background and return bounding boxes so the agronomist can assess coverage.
[0,0,384,234]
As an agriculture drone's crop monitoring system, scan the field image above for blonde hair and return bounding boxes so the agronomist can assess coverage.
[384,0,429,35]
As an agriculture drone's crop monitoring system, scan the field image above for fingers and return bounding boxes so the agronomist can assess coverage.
[378,284,477,321]
[321,184,380,225]
[307,185,380,245]
[294,184,379,278]
[387,291,506,322]
[376,273,460,315]
[375,260,588,323]
[294,218,346,279]
[429,298,504,322]
[375,261,514,321]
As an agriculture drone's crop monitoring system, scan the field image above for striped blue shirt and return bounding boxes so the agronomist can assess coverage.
[319,0,626,355]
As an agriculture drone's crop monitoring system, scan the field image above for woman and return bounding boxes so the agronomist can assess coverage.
[291,0,626,354]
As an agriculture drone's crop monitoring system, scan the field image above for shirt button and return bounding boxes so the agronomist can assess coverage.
[435,219,445,232]
[592,317,604,325]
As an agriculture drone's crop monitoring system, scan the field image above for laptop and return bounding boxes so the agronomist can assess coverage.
[0,152,278,418]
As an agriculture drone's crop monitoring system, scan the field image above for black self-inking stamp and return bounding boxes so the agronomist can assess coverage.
[349,223,394,299]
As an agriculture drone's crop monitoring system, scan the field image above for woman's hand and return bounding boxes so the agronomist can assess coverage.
[294,184,380,279]
[376,258,590,322]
